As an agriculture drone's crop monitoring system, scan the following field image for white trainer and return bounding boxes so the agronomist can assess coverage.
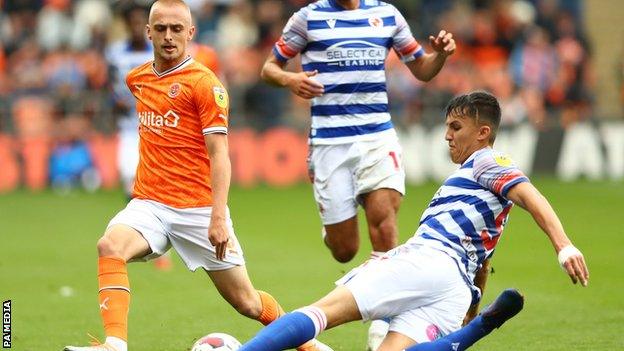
[367,319,389,351]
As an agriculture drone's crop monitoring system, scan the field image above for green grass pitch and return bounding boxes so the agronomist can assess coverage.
[1,179,623,350]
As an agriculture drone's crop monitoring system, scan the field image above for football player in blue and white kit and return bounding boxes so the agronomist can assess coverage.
[263,0,454,262]
[105,4,153,197]
[261,1,456,346]
[238,91,589,351]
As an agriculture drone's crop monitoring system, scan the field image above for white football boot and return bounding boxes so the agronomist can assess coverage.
[298,338,334,351]
[64,336,125,351]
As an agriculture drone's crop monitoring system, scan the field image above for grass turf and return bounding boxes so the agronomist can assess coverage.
[1,179,623,350]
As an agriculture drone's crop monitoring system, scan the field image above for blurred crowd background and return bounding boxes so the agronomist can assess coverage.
[0,0,623,190]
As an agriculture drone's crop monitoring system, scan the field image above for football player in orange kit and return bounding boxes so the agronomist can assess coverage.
[64,1,331,350]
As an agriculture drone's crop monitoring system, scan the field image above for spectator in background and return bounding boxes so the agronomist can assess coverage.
[550,11,593,108]
[215,0,257,51]
[72,0,113,51]
[194,1,221,46]
[468,10,509,70]
[49,114,98,193]
[36,0,74,51]
[43,43,88,113]
[2,0,40,55]
[509,26,558,94]
[255,0,285,50]
[9,38,46,94]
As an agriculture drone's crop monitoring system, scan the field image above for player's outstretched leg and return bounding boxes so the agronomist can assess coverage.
[256,291,331,351]
[405,289,524,351]
[208,265,332,351]
[478,288,525,330]
[239,306,329,351]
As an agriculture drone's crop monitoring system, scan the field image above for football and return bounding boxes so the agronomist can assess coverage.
[191,332,242,351]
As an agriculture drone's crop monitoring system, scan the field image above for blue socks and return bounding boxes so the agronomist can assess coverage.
[406,316,490,351]
[239,307,493,351]
[239,307,327,351]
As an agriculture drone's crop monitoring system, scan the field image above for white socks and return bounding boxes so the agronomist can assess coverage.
[295,306,328,337]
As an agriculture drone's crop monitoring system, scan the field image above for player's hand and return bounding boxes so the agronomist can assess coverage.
[558,245,589,287]
[208,217,230,261]
[287,70,324,99]
[429,30,456,58]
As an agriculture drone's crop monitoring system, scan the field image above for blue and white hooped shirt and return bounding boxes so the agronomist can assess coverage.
[409,148,529,298]
[273,0,424,145]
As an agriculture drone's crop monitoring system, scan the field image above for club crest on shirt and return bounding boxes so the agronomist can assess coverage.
[326,18,336,29]
[213,86,228,109]
[168,83,181,98]
[369,16,383,28]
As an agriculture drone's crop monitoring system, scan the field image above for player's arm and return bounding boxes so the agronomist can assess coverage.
[463,258,490,325]
[261,52,324,99]
[404,30,456,82]
[506,182,589,286]
[204,133,231,261]
[260,8,323,99]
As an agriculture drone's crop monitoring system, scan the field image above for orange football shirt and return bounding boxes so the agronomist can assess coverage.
[190,43,220,76]
[125,56,229,208]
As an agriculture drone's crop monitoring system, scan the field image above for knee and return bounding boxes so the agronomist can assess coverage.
[230,295,262,319]
[97,235,122,257]
[324,220,360,263]
[330,245,358,263]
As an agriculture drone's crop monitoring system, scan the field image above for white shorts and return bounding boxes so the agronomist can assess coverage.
[107,199,245,271]
[309,135,405,225]
[338,244,471,343]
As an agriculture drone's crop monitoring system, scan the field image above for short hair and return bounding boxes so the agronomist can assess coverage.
[149,0,192,24]
[445,91,501,143]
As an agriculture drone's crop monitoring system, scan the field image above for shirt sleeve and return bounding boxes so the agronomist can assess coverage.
[124,70,132,92]
[391,6,424,63]
[193,73,229,135]
[272,8,309,62]
[473,151,529,198]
